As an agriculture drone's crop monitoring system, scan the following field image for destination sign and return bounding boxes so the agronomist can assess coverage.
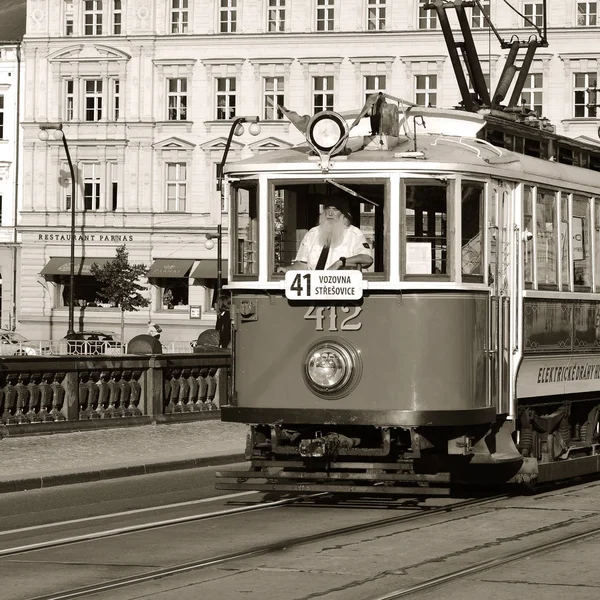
[284,270,363,301]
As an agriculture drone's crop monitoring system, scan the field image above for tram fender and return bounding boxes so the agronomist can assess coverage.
[469,419,523,465]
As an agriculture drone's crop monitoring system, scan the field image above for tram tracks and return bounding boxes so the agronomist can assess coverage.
[13,494,510,600]
[369,523,600,600]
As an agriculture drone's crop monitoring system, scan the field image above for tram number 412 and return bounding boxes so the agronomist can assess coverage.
[304,306,363,332]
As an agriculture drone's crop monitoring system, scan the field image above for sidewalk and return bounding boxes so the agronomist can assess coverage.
[0,419,248,493]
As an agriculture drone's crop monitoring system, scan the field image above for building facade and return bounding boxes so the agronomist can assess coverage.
[19,0,600,342]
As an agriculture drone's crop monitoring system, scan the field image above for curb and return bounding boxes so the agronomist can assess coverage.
[0,453,245,494]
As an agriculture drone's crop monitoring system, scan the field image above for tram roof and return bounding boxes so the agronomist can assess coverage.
[225,108,600,193]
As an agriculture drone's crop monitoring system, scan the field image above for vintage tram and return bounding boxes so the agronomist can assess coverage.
[216,1,600,495]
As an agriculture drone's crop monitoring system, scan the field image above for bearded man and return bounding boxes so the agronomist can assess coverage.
[281,197,373,271]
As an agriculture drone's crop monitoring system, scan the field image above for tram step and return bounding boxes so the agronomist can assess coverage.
[216,469,450,483]
[215,480,451,496]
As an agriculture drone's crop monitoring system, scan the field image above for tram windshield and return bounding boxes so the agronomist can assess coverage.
[271,179,386,276]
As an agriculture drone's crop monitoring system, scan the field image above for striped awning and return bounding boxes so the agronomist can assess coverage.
[190,259,228,279]
[147,258,194,279]
[41,257,110,277]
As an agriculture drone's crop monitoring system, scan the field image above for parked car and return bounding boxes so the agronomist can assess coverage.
[63,331,123,355]
[0,330,42,356]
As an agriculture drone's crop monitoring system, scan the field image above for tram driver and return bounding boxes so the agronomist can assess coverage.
[278,196,373,272]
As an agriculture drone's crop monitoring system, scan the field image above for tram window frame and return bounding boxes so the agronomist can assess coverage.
[460,180,485,283]
[572,195,592,291]
[268,178,388,279]
[535,188,559,291]
[402,178,453,281]
[231,181,259,281]
[560,192,571,291]
[523,185,534,289]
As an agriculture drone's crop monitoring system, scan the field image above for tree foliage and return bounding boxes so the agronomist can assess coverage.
[90,245,150,313]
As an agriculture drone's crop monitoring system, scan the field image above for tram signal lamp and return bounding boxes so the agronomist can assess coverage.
[306,111,349,163]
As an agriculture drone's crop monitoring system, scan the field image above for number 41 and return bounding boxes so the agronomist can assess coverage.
[304,306,362,332]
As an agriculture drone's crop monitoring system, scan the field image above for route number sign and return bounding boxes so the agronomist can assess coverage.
[284,270,363,301]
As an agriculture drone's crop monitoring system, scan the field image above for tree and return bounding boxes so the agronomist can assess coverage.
[90,245,150,343]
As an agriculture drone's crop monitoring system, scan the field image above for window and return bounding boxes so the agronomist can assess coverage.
[523,2,544,27]
[577,2,597,26]
[166,163,187,211]
[415,74,437,107]
[62,162,72,210]
[367,0,386,31]
[84,0,103,35]
[268,0,285,31]
[574,73,597,117]
[264,77,284,120]
[167,78,188,120]
[316,0,334,31]
[313,76,334,113]
[573,196,591,288]
[110,162,119,211]
[216,77,236,120]
[161,281,189,308]
[418,0,436,29]
[0,96,4,139]
[523,186,534,286]
[84,80,103,121]
[461,182,484,281]
[65,0,74,35]
[405,181,448,277]
[270,180,384,275]
[560,192,570,290]
[171,0,188,33]
[112,79,120,120]
[536,188,557,287]
[112,0,122,34]
[365,75,386,102]
[220,0,237,33]
[233,182,259,277]
[520,73,543,116]
[0,196,3,226]
[83,163,101,211]
[65,79,74,121]
[471,0,489,28]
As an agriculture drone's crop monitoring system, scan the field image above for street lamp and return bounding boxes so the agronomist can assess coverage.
[38,123,76,335]
[213,116,260,300]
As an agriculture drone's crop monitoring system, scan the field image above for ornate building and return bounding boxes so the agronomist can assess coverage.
[18,0,600,341]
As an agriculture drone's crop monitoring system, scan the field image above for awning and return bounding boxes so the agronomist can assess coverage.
[190,259,228,279]
[147,258,194,278]
[41,257,111,277]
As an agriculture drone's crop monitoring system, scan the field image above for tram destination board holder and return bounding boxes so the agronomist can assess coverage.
[284,270,363,301]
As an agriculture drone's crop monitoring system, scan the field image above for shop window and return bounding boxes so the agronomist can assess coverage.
[161,279,189,308]
[62,277,113,307]
[404,181,448,278]
[270,179,385,275]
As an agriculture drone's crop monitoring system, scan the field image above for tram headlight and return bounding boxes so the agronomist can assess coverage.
[302,339,362,399]
[306,111,349,156]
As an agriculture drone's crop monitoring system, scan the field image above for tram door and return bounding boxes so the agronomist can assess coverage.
[488,180,514,415]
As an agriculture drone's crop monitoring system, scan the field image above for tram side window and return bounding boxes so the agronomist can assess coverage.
[404,181,448,277]
[461,181,484,282]
[271,180,386,275]
[595,199,600,291]
[536,188,558,289]
[560,192,570,290]
[523,186,534,288]
[573,195,591,289]
[233,183,258,279]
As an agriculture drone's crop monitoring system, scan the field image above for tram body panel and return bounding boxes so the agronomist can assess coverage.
[230,292,488,422]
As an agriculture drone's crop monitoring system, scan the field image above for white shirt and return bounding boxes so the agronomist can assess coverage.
[294,225,373,270]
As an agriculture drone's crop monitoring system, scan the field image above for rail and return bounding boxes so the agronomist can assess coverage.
[0,340,199,356]
[0,347,232,430]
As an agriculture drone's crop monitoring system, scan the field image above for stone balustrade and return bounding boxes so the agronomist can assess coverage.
[0,349,231,432]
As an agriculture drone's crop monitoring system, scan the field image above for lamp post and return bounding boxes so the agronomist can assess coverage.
[212,116,260,300]
[39,123,76,335]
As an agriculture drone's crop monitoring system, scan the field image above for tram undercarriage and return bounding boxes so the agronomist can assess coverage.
[216,398,600,496]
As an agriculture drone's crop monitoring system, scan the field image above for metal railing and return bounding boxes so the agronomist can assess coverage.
[0,340,200,356]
